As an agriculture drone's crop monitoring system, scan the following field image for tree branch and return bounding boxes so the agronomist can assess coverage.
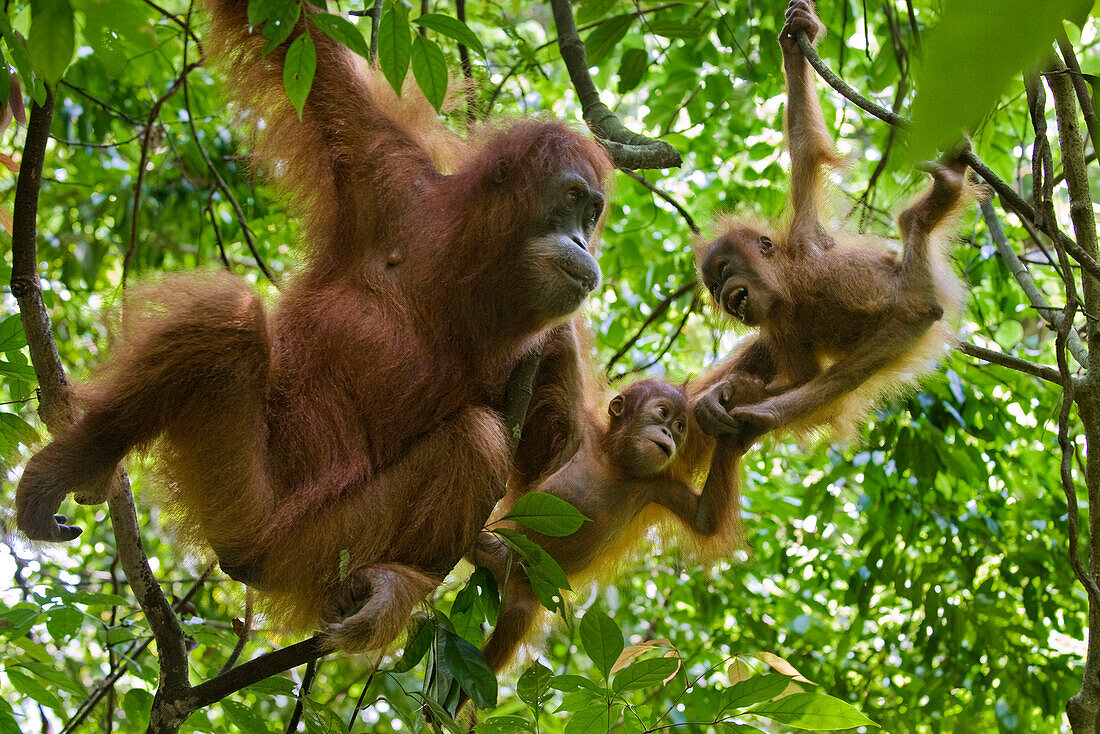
[980,201,1089,367]
[793,28,1100,286]
[956,342,1063,384]
[549,0,681,170]
[621,169,699,234]
[606,281,697,372]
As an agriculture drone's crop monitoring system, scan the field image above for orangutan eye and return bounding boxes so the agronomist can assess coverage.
[657,405,668,419]
[758,236,774,254]
[564,189,580,209]
[673,420,685,433]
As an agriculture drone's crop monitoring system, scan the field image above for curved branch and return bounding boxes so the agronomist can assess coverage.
[549,0,681,170]
[956,342,1064,385]
[621,169,698,233]
[792,29,1100,288]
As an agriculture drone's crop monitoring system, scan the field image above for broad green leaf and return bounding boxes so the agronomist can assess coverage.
[994,321,1024,351]
[647,19,704,38]
[469,565,500,625]
[550,674,604,693]
[612,656,679,692]
[909,0,1091,161]
[121,689,153,732]
[0,17,43,105]
[28,0,74,85]
[584,15,632,66]
[516,662,553,707]
[300,699,348,734]
[244,676,298,696]
[283,32,317,120]
[503,493,590,536]
[723,673,792,710]
[494,529,569,589]
[578,611,623,680]
[475,715,534,734]
[415,13,485,57]
[443,631,498,710]
[577,0,618,24]
[0,360,36,381]
[0,413,39,459]
[617,48,648,94]
[393,616,433,672]
[5,669,64,713]
[411,36,447,112]
[223,699,273,733]
[0,315,26,352]
[564,702,617,734]
[45,606,83,641]
[450,574,484,643]
[310,13,371,59]
[378,5,412,95]
[411,692,465,734]
[0,606,38,640]
[248,0,301,54]
[747,692,878,730]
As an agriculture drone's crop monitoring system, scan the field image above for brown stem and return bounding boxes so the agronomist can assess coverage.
[956,342,1063,384]
[548,0,681,170]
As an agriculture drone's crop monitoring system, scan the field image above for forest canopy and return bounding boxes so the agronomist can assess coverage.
[1,0,1099,733]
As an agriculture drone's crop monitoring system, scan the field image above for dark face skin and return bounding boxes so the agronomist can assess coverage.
[699,229,779,326]
[609,387,688,476]
[521,170,606,320]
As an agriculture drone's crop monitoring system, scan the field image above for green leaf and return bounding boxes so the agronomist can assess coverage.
[378,5,412,95]
[909,0,1089,161]
[564,702,617,734]
[5,669,64,713]
[28,0,74,85]
[248,0,301,54]
[617,48,647,94]
[310,13,371,59]
[0,16,43,106]
[503,493,590,537]
[577,0,618,24]
[45,606,83,641]
[393,616,433,672]
[411,36,447,113]
[494,529,570,612]
[0,606,38,639]
[469,565,500,626]
[647,19,704,38]
[223,699,274,733]
[120,689,153,732]
[244,676,298,696]
[612,656,679,692]
[994,321,1024,351]
[551,674,604,693]
[283,32,316,120]
[450,574,484,643]
[747,692,878,730]
[722,673,792,710]
[578,612,623,680]
[300,699,348,734]
[0,315,26,352]
[415,13,485,57]
[584,15,632,66]
[443,631,498,710]
[475,715,534,734]
[0,359,36,381]
[516,662,553,707]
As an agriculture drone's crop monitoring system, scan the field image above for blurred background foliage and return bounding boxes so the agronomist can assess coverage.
[0,0,1096,732]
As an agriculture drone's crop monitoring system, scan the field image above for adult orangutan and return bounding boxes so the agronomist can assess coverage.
[692,0,971,446]
[15,0,611,652]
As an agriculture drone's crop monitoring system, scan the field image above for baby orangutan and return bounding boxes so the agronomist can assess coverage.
[465,376,763,698]
[693,0,972,446]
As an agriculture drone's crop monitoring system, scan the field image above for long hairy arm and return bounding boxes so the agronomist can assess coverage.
[204,1,438,236]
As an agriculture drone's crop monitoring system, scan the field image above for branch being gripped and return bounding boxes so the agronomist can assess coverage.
[549,0,681,171]
[793,29,1100,287]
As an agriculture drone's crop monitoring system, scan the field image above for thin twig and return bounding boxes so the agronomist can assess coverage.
[956,342,1063,385]
[606,282,697,372]
[621,169,699,233]
[218,591,254,674]
[979,201,1088,366]
[611,295,697,382]
[182,10,279,286]
[124,61,201,284]
[284,659,320,733]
